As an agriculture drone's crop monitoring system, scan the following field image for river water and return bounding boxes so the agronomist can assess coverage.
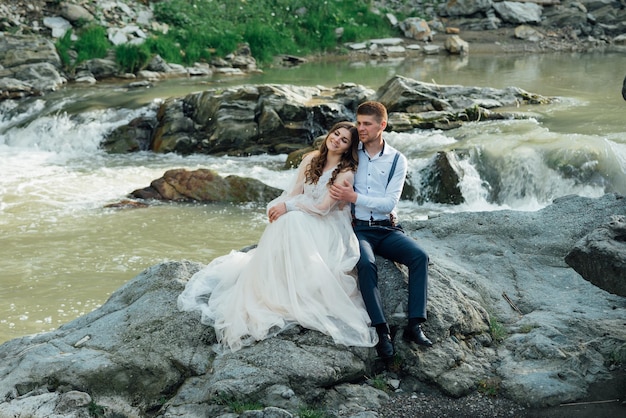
[1,51,625,344]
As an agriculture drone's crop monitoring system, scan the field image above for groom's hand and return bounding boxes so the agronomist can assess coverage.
[330,179,356,203]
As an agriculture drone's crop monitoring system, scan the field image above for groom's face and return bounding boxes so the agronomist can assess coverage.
[356,114,386,145]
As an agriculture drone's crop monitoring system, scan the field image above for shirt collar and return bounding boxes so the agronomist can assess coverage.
[358,140,386,158]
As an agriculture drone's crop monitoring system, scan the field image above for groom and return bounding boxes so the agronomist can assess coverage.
[330,101,432,359]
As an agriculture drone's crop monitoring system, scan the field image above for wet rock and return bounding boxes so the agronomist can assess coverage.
[565,214,626,296]
[130,168,283,204]
[444,34,469,54]
[147,82,373,155]
[101,116,156,153]
[418,151,465,205]
[75,58,118,80]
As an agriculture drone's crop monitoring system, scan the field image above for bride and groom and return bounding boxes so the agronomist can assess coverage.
[178,101,432,358]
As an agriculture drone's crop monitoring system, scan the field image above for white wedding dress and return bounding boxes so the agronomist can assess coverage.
[178,167,377,353]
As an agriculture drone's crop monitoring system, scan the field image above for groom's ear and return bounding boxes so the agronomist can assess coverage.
[381,119,387,131]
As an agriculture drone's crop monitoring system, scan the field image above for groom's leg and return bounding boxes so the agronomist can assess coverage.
[355,230,386,325]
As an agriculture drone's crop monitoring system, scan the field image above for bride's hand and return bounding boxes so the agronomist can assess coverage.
[268,202,287,222]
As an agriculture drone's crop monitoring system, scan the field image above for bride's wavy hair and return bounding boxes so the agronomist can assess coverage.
[306,121,359,186]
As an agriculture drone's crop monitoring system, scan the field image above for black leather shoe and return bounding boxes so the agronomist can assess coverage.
[376,333,395,359]
[403,324,433,347]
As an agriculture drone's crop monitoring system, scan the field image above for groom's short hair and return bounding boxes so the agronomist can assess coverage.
[356,101,388,123]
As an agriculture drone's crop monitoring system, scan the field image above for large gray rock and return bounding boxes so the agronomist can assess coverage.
[417,193,626,406]
[0,34,61,69]
[441,0,494,17]
[104,76,553,156]
[0,194,624,417]
[147,82,374,155]
[565,214,626,296]
[0,34,65,94]
[59,2,95,23]
[492,1,543,25]
[376,75,552,114]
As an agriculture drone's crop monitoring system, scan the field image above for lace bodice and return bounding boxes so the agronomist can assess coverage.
[303,169,333,202]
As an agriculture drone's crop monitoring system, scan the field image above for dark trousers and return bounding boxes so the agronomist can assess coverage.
[354,225,429,326]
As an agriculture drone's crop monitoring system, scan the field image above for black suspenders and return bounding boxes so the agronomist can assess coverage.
[351,152,400,219]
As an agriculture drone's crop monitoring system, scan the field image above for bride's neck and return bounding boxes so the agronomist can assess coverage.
[325,154,341,171]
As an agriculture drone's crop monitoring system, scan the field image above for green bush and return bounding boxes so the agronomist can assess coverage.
[153,0,398,64]
[74,25,110,63]
[54,0,399,71]
[243,22,291,64]
[144,36,183,64]
[55,30,74,68]
[115,43,151,73]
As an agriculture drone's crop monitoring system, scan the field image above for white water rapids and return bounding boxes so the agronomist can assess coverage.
[1,51,625,343]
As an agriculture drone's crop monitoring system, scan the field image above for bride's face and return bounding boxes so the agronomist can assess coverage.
[326,127,353,155]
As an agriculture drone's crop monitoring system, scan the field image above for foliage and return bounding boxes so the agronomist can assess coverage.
[214,394,263,413]
[115,43,151,73]
[55,30,74,68]
[489,315,507,343]
[477,377,501,396]
[74,25,110,63]
[88,401,106,417]
[153,0,399,64]
[54,0,399,71]
[368,374,391,392]
[228,400,263,413]
[142,36,180,64]
[298,406,333,418]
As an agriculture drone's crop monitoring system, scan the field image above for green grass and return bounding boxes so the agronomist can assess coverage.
[477,377,501,396]
[153,0,399,64]
[74,25,110,63]
[229,400,263,413]
[55,30,74,68]
[298,406,333,418]
[368,374,391,392]
[88,401,106,417]
[115,43,151,73]
[214,394,263,414]
[55,0,400,71]
[489,315,507,343]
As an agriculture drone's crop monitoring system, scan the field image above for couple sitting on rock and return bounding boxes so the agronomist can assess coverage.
[178,101,433,358]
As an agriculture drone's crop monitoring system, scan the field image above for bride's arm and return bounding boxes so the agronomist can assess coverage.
[267,152,316,222]
[293,170,354,216]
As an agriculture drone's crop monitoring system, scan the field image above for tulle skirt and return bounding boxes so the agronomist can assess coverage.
[178,210,377,352]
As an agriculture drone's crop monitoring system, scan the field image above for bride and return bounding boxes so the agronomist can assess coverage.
[178,121,378,352]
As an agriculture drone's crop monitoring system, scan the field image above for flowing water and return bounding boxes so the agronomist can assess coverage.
[1,51,625,344]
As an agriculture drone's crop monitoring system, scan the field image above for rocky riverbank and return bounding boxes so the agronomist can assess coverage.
[0,193,624,417]
[2,0,626,102]
[1,2,626,418]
